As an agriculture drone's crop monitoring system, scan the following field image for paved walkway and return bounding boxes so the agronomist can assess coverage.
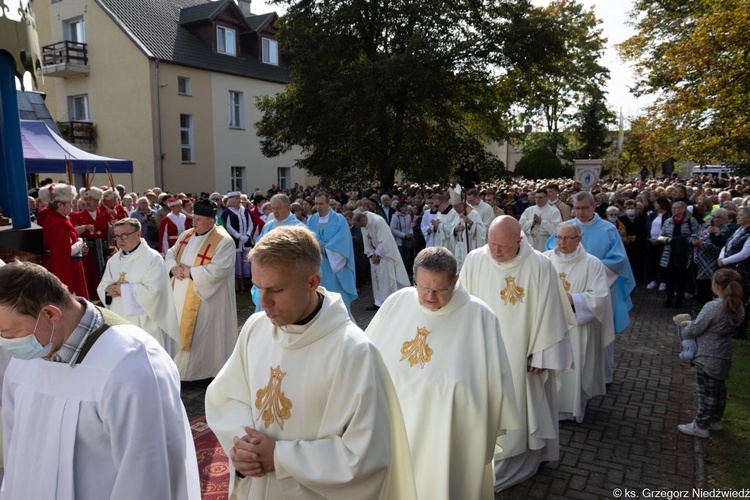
[181,283,705,498]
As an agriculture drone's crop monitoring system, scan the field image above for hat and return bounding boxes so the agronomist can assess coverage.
[49,183,77,204]
[167,198,182,208]
[226,191,241,198]
[449,185,463,206]
[80,186,103,200]
[260,201,271,212]
[193,198,217,217]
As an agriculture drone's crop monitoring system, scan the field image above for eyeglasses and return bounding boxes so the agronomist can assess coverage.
[555,235,580,242]
[414,283,454,295]
[114,230,139,241]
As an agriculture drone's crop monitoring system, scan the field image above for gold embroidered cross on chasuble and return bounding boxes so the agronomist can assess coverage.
[500,276,525,305]
[400,326,433,368]
[255,365,293,430]
[559,272,572,292]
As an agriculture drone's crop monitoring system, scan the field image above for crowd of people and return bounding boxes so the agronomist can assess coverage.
[0,170,746,498]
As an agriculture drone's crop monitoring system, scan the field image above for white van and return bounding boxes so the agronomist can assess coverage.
[691,165,732,180]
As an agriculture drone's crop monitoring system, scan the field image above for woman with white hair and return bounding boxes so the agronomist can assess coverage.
[41,183,89,299]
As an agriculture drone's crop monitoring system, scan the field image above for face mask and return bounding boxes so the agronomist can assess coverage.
[608,216,618,223]
[0,313,55,360]
[625,209,636,217]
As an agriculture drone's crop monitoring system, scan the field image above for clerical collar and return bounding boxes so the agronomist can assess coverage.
[556,245,581,260]
[293,292,325,325]
[549,199,559,206]
[122,242,141,255]
[196,228,212,237]
[440,205,453,215]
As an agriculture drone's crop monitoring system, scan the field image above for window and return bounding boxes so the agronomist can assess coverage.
[63,17,85,43]
[217,26,236,56]
[262,38,279,65]
[277,167,290,190]
[178,77,191,96]
[228,91,244,128]
[180,114,194,163]
[231,167,245,192]
[67,95,89,121]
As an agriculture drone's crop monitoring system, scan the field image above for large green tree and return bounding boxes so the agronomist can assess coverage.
[568,89,615,160]
[620,0,750,166]
[503,0,609,133]
[255,0,556,187]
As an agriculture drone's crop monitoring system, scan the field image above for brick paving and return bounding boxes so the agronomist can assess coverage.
[182,283,707,497]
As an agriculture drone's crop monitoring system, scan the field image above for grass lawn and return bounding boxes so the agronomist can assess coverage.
[705,338,750,489]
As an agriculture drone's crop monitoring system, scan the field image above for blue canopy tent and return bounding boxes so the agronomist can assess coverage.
[20,119,134,176]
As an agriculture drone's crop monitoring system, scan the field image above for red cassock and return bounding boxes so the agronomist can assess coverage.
[42,211,89,299]
[158,216,182,254]
[70,205,112,300]
[111,204,129,220]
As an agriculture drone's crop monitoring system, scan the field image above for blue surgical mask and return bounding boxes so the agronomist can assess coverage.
[0,313,55,360]
[608,216,618,223]
[625,209,636,217]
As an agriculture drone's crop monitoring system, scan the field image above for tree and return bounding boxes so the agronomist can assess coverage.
[256,0,555,187]
[502,0,609,133]
[514,146,565,179]
[620,0,750,165]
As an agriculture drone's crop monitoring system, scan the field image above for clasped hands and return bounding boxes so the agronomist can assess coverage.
[171,263,191,280]
[105,282,126,297]
[231,427,276,478]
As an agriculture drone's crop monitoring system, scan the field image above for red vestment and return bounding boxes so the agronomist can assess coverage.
[158,214,185,254]
[70,205,113,299]
[42,211,89,299]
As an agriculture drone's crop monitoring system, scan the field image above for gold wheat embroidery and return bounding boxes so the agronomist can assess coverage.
[500,276,525,305]
[400,326,433,368]
[559,272,571,292]
[255,365,293,430]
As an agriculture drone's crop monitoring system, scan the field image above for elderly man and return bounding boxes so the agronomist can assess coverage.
[132,196,159,249]
[0,261,200,499]
[259,194,305,237]
[519,189,563,251]
[366,247,517,499]
[101,188,129,220]
[97,218,181,354]
[205,227,416,500]
[165,199,237,381]
[70,186,113,300]
[545,222,615,422]
[546,191,635,384]
[460,216,575,491]
[307,192,358,309]
[352,210,410,310]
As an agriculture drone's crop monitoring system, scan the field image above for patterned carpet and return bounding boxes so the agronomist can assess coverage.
[190,415,229,499]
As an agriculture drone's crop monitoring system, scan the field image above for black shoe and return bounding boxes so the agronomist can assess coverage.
[663,299,673,307]
[365,305,380,311]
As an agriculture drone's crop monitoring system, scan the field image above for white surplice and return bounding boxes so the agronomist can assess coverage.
[1,324,200,500]
[453,209,486,273]
[460,235,575,491]
[519,203,562,251]
[432,207,459,254]
[545,245,615,422]
[205,290,417,500]
[97,240,181,354]
[361,212,410,306]
[165,226,238,381]
[366,284,518,500]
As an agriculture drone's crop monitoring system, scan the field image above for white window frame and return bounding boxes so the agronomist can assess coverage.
[228,90,244,128]
[217,26,237,56]
[180,114,194,163]
[177,77,192,96]
[63,16,85,43]
[277,167,290,190]
[231,166,245,192]
[67,94,89,121]
[262,37,279,65]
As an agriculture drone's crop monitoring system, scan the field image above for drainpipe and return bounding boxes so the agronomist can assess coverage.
[155,58,164,189]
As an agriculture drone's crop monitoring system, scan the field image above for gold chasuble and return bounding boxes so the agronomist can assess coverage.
[174,226,229,350]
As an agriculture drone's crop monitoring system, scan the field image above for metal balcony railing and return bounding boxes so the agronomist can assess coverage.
[42,40,88,67]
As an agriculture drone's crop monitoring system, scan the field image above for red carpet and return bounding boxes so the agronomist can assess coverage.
[191,415,229,499]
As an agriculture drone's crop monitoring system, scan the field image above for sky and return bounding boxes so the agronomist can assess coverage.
[249,0,655,120]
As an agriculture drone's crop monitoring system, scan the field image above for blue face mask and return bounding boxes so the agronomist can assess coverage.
[0,312,55,360]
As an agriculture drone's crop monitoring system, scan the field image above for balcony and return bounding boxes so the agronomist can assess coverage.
[57,121,97,151]
[41,41,89,78]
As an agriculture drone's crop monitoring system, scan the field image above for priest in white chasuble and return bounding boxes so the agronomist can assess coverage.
[431,191,460,254]
[545,222,615,423]
[352,210,410,309]
[205,227,416,500]
[452,192,486,273]
[97,218,180,354]
[519,189,563,251]
[460,216,576,492]
[165,199,237,381]
[366,247,518,500]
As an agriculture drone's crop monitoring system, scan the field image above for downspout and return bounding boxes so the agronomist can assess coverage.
[155,58,164,188]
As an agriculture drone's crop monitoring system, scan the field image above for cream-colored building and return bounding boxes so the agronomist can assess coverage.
[34,0,308,194]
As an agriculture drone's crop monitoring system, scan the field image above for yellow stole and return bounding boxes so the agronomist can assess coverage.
[175,226,229,351]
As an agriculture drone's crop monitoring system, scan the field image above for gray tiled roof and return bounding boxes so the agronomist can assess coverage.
[96,0,290,84]
[246,12,275,32]
[16,91,60,133]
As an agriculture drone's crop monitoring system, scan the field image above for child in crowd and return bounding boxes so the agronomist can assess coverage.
[673,268,744,437]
